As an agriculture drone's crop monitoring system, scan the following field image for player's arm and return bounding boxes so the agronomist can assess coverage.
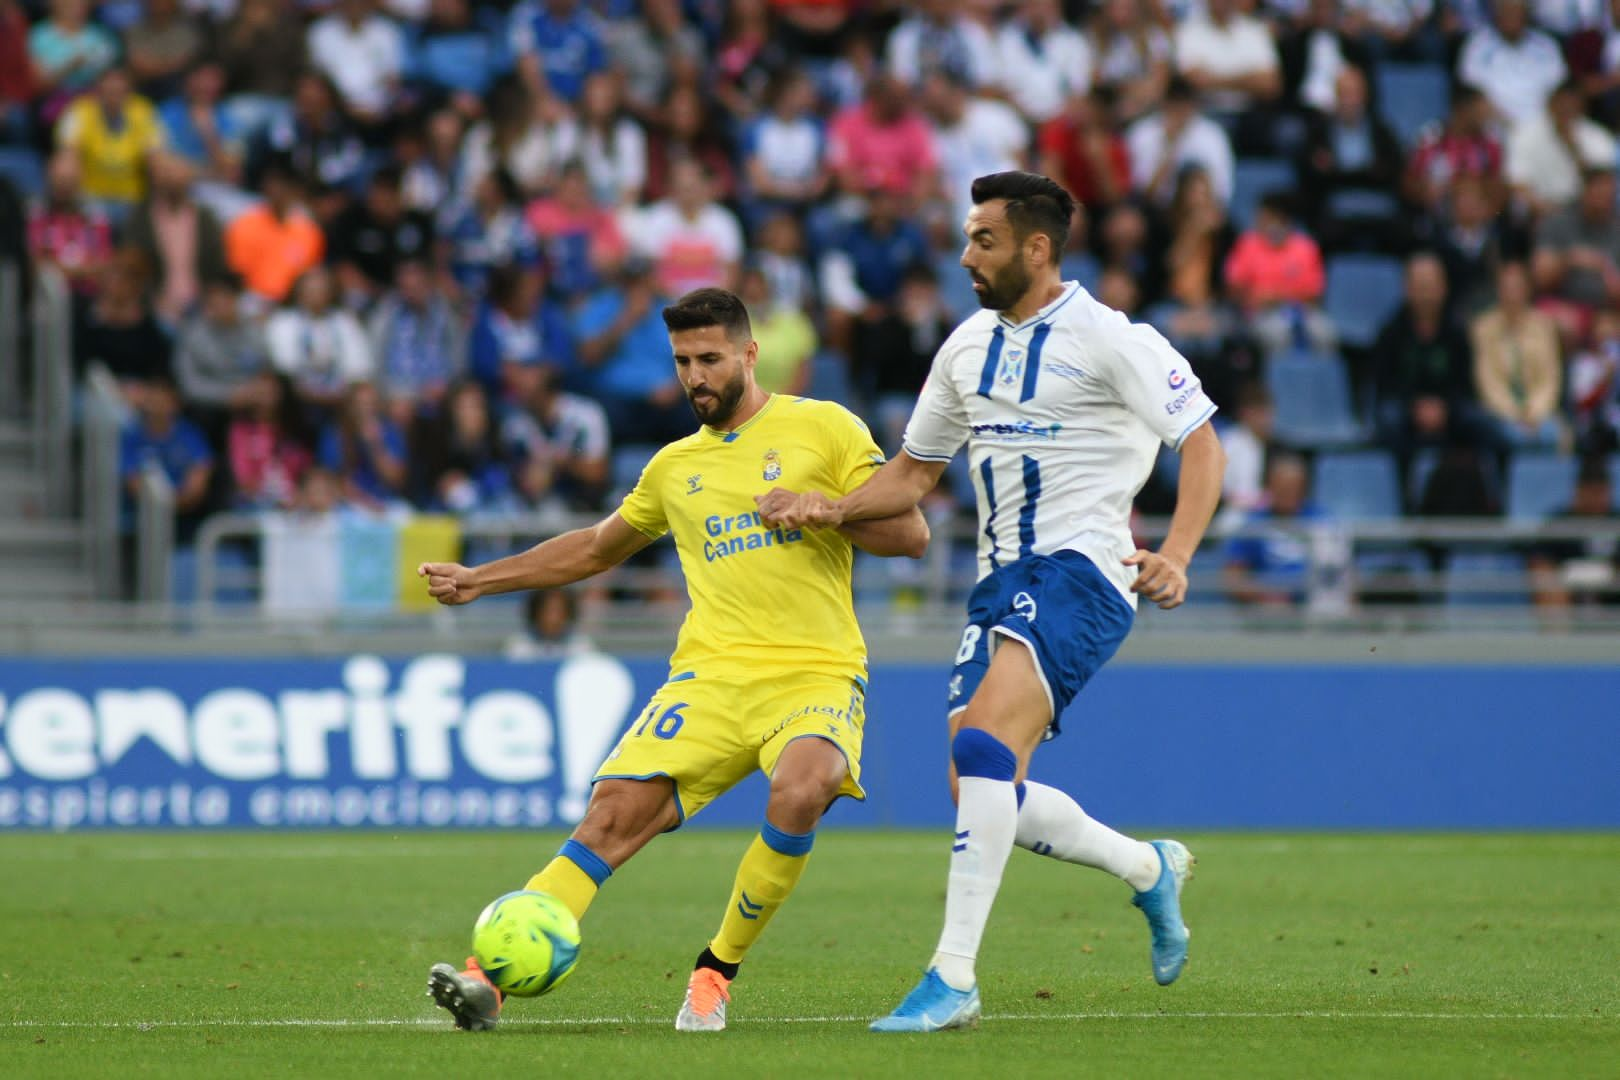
[759,452,947,531]
[418,512,654,606]
[1127,421,1226,610]
[837,506,930,558]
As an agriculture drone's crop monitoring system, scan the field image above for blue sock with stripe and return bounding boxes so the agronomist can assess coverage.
[708,821,816,967]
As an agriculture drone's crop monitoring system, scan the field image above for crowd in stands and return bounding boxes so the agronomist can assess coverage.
[1,0,1617,610]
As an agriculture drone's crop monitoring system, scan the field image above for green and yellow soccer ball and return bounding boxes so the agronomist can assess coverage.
[471,890,581,997]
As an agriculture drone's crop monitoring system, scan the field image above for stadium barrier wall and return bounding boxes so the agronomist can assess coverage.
[0,655,1615,831]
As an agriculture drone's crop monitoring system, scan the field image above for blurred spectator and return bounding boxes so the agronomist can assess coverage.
[159,61,246,188]
[175,274,274,420]
[442,167,541,302]
[505,588,594,660]
[328,165,436,303]
[1458,0,1567,125]
[1528,455,1620,610]
[1128,76,1235,209]
[1150,166,1238,363]
[1344,0,1437,60]
[0,0,33,145]
[924,72,1031,226]
[368,258,466,419]
[267,266,374,411]
[774,0,857,63]
[742,70,830,224]
[1405,86,1502,222]
[1280,0,1372,114]
[631,159,743,298]
[754,211,814,313]
[575,71,647,208]
[572,259,687,442]
[410,379,515,511]
[885,0,999,91]
[1470,260,1564,448]
[1098,200,1158,296]
[1174,0,1283,152]
[250,71,367,197]
[217,0,309,132]
[713,0,785,124]
[1506,79,1616,216]
[1413,445,1500,521]
[739,265,816,397]
[56,67,165,216]
[1223,453,1327,608]
[1435,174,1523,318]
[400,109,465,214]
[509,0,607,106]
[1218,381,1276,521]
[124,0,203,102]
[460,78,571,200]
[1569,305,1620,454]
[225,160,326,304]
[26,152,113,297]
[820,186,930,350]
[1223,192,1335,355]
[1298,65,1404,251]
[1373,252,1485,460]
[606,0,704,125]
[319,380,409,507]
[408,0,507,106]
[827,73,940,200]
[527,161,628,299]
[227,370,314,509]
[469,263,574,395]
[1533,167,1620,320]
[997,0,1093,124]
[1098,265,1142,317]
[309,0,407,131]
[75,250,172,390]
[1089,0,1172,123]
[120,374,214,534]
[849,263,950,449]
[644,82,736,203]
[501,362,610,510]
[1038,89,1131,215]
[29,0,119,113]
[125,153,229,326]
[1585,3,1620,125]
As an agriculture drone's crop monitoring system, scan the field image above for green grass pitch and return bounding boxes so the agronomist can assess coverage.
[3,831,1616,1078]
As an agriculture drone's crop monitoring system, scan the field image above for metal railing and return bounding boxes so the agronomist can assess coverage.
[82,364,125,597]
[0,259,20,416]
[135,461,174,607]
[30,267,73,517]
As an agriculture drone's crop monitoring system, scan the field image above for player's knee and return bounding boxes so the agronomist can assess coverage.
[950,726,1017,781]
[767,767,842,828]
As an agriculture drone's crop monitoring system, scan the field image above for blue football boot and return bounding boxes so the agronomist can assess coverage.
[1131,839,1194,986]
[870,969,982,1033]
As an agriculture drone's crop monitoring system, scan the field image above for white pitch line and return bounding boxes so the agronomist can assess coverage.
[3,1011,1605,1029]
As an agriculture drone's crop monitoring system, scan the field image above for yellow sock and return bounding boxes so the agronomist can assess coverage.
[709,823,815,965]
[524,840,612,922]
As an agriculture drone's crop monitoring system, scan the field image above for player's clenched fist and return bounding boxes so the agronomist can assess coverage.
[418,562,482,605]
[1124,549,1189,610]
[756,489,842,530]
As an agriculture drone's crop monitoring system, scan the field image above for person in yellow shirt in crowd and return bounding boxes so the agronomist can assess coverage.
[54,65,163,215]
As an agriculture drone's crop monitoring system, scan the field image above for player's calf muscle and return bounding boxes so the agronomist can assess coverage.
[572,779,678,867]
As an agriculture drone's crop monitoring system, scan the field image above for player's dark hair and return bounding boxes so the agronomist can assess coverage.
[662,288,752,344]
[970,171,1076,256]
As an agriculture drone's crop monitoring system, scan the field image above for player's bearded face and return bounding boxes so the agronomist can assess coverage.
[972,246,1033,312]
[687,360,747,425]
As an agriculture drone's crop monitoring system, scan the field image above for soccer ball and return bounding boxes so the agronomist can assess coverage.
[471,890,581,997]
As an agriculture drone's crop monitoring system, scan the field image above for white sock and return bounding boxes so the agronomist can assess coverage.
[929,776,1018,991]
[1015,781,1161,892]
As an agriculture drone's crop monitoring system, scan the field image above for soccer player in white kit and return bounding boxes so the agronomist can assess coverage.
[758,172,1227,1031]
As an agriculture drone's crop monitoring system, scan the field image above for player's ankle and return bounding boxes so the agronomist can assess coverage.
[930,952,976,991]
[694,946,740,981]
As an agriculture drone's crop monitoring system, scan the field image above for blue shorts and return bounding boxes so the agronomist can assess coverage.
[946,550,1134,735]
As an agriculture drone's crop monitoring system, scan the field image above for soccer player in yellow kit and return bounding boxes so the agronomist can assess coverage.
[419,288,928,1032]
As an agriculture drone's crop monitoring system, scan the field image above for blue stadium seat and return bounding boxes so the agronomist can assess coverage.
[805,349,853,407]
[0,146,43,198]
[1313,451,1401,520]
[1326,189,1400,221]
[1230,157,1295,231]
[1324,254,1405,350]
[611,444,660,497]
[1375,63,1450,147]
[1061,251,1101,294]
[1266,350,1364,447]
[937,249,978,322]
[1506,453,1577,522]
[1443,551,1528,620]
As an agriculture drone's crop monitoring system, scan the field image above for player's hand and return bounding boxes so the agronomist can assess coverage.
[1124,550,1188,610]
[775,490,843,530]
[417,562,482,606]
[754,486,800,526]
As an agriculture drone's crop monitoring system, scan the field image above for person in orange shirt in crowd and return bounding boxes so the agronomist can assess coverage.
[224,158,325,305]
[1223,191,1335,355]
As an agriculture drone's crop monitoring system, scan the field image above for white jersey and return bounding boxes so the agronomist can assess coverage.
[902,281,1216,606]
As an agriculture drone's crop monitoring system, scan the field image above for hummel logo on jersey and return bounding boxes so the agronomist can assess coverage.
[762,449,782,481]
[686,474,703,494]
[997,348,1025,387]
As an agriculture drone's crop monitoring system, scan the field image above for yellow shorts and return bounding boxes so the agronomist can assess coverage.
[593,671,867,825]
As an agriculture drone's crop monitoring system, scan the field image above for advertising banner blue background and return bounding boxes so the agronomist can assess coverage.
[1,656,1615,830]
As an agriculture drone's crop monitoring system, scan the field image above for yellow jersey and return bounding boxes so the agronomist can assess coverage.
[57,95,165,204]
[617,394,886,683]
